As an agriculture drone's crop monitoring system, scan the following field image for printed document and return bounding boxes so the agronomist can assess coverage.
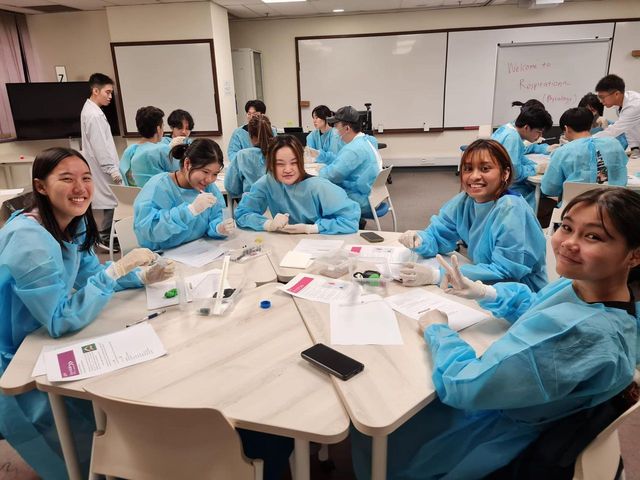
[279,273,355,304]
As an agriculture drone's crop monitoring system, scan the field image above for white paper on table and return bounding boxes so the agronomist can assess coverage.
[627,175,640,186]
[0,188,24,196]
[145,269,230,310]
[279,250,313,269]
[44,323,166,382]
[330,294,403,345]
[293,239,344,259]
[385,289,489,331]
[32,345,58,377]
[347,244,412,264]
[162,239,226,267]
[278,273,355,304]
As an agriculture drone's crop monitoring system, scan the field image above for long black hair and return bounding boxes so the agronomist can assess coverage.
[170,138,224,181]
[27,147,99,251]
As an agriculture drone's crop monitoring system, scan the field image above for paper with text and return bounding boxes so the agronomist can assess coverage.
[162,239,226,267]
[294,239,344,259]
[278,273,355,304]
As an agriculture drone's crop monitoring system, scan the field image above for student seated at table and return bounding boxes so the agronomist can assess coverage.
[578,93,629,150]
[353,187,640,480]
[160,108,194,145]
[0,147,173,479]
[305,104,344,155]
[120,106,176,187]
[492,105,553,208]
[134,138,235,250]
[224,114,274,197]
[541,107,628,199]
[398,139,547,292]
[235,134,360,234]
[228,99,278,162]
[513,99,553,155]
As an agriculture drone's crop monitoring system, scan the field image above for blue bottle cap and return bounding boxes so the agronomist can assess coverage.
[260,300,271,309]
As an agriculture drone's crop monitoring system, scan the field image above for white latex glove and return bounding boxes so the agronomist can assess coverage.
[169,135,187,151]
[188,192,216,216]
[111,171,123,185]
[264,213,290,232]
[417,309,448,335]
[630,148,640,160]
[304,146,320,164]
[282,223,319,234]
[139,259,175,285]
[398,230,422,249]
[399,263,440,286]
[437,254,496,300]
[216,218,236,236]
[547,143,561,154]
[106,248,156,280]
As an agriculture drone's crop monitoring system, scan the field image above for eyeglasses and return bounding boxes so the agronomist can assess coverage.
[597,91,617,101]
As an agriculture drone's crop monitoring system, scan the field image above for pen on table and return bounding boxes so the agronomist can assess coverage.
[126,309,167,328]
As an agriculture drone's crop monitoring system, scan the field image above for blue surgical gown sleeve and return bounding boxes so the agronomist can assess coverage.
[477,281,538,323]
[414,196,463,258]
[227,127,248,162]
[603,141,629,186]
[540,149,566,197]
[306,130,320,150]
[523,142,549,155]
[494,127,537,183]
[311,180,360,234]
[74,249,142,292]
[224,157,244,198]
[318,148,358,184]
[234,182,269,231]
[316,150,338,165]
[119,144,137,186]
[205,188,226,239]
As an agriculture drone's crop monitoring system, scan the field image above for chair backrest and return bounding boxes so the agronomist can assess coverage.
[369,166,393,208]
[111,184,141,220]
[113,216,139,256]
[86,388,261,480]
[562,181,620,207]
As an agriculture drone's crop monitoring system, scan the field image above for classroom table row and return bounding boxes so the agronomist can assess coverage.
[0,230,509,480]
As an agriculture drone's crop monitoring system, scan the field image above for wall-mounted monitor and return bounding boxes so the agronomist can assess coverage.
[6,81,120,140]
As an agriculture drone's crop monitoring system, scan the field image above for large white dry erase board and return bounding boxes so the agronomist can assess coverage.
[111,40,222,136]
[445,22,614,127]
[297,33,447,131]
[491,39,611,127]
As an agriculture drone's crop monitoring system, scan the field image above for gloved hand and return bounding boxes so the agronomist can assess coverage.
[111,171,123,185]
[630,147,640,160]
[264,213,290,232]
[188,192,217,216]
[282,223,319,234]
[536,161,548,174]
[139,258,175,284]
[106,248,156,280]
[169,135,187,151]
[399,263,440,286]
[417,309,448,335]
[216,218,236,236]
[304,146,320,163]
[437,254,496,300]
[547,143,561,154]
[398,230,422,249]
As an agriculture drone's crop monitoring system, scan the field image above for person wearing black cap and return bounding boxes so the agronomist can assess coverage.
[316,106,381,228]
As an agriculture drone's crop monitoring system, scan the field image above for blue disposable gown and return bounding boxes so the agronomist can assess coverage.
[411,192,547,291]
[227,125,278,162]
[134,172,227,250]
[306,127,345,155]
[317,134,380,216]
[128,142,178,188]
[119,143,138,186]
[491,123,538,208]
[541,137,628,198]
[591,124,629,150]
[0,213,142,479]
[234,174,360,234]
[352,278,639,479]
[223,147,266,197]
[523,142,549,155]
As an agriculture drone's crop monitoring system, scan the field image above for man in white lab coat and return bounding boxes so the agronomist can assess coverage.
[80,73,122,250]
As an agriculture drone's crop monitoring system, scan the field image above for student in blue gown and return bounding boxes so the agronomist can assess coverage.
[578,93,629,149]
[0,148,174,479]
[491,106,553,208]
[305,105,344,155]
[227,100,277,162]
[512,99,553,155]
[160,109,194,145]
[120,106,176,187]
[235,134,360,234]
[223,114,274,197]
[134,138,235,250]
[398,139,547,291]
[353,186,640,480]
[542,107,628,199]
[312,106,380,222]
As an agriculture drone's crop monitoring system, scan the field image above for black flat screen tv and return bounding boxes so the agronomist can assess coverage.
[6,82,120,140]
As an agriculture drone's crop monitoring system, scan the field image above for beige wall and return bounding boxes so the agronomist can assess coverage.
[229,0,640,162]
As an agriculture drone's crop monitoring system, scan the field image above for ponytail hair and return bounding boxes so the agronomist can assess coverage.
[512,99,546,110]
[248,114,274,157]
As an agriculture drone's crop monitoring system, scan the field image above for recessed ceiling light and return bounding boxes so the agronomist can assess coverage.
[333,8,345,12]
[262,0,306,3]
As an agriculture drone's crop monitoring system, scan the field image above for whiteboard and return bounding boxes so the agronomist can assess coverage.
[491,39,611,127]
[297,33,447,130]
[111,40,222,136]
[445,23,614,127]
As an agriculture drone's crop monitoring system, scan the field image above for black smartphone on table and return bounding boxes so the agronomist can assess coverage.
[360,231,384,243]
[301,343,364,381]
